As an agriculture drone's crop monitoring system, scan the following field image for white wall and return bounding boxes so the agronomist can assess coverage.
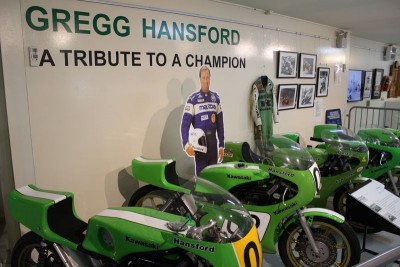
[0,0,393,220]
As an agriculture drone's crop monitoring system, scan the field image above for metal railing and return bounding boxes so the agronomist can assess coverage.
[347,106,400,133]
[356,245,400,267]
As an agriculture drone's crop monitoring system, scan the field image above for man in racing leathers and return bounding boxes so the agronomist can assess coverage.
[181,66,224,175]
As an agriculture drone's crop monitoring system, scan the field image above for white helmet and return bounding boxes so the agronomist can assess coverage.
[189,128,207,153]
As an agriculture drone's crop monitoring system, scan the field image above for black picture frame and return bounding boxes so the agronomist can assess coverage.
[277,51,298,78]
[297,84,315,108]
[371,68,384,99]
[363,71,373,99]
[316,67,330,97]
[298,53,317,78]
[277,84,298,111]
[347,69,363,102]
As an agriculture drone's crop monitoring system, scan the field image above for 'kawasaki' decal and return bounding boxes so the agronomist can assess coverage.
[126,236,159,249]
[227,174,251,180]
[174,238,215,252]
[335,172,356,184]
[273,201,297,215]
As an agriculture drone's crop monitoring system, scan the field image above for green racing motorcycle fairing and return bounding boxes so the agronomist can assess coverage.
[10,175,261,266]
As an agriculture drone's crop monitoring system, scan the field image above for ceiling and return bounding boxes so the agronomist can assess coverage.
[221,0,400,45]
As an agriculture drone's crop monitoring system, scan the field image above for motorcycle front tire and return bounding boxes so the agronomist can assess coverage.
[278,216,361,267]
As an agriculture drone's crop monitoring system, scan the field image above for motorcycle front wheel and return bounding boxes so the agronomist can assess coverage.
[278,216,361,267]
[11,231,63,267]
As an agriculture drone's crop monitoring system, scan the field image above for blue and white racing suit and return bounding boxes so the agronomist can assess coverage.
[181,89,224,175]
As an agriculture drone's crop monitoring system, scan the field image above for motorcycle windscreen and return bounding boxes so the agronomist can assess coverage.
[264,135,315,171]
[358,128,400,147]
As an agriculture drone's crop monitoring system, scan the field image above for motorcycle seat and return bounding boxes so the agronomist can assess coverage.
[10,185,87,246]
[132,157,189,190]
[47,197,88,244]
[241,142,263,163]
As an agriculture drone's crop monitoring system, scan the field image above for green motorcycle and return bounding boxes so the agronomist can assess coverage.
[357,128,400,196]
[312,125,400,196]
[130,136,361,267]
[9,176,261,266]
[222,126,369,214]
[306,126,369,211]
[309,124,400,233]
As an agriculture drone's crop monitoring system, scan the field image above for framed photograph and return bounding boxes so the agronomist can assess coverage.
[371,68,384,99]
[298,53,317,78]
[363,71,372,98]
[277,84,298,111]
[277,51,298,78]
[316,67,330,97]
[347,69,363,102]
[297,84,315,108]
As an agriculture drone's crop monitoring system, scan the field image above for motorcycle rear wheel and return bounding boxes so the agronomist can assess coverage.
[128,184,165,208]
[278,216,361,267]
[11,231,63,267]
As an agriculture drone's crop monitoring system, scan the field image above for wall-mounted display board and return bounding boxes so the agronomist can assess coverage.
[325,108,342,126]
[347,69,363,102]
[1,0,348,221]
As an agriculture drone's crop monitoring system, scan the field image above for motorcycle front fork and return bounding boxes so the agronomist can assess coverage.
[297,209,320,255]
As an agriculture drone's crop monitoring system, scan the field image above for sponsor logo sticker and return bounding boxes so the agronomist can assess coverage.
[211,114,216,123]
[174,238,215,252]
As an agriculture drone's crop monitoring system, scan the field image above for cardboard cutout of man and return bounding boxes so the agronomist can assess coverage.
[180,66,224,175]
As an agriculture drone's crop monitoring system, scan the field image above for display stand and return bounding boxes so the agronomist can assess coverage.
[346,179,400,259]
[360,225,378,256]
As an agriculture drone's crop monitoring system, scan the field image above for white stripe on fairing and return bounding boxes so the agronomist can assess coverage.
[97,209,188,235]
[249,211,270,239]
[204,163,260,171]
[135,157,174,165]
[17,186,66,203]
[302,207,345,221]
